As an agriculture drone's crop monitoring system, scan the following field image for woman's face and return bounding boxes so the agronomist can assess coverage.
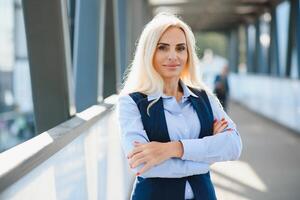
[153,26,188,80]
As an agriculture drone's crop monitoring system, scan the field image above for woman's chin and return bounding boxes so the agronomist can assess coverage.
[161,73,181,80]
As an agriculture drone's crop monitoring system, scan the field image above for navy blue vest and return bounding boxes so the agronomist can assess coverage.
[129,87,217,200]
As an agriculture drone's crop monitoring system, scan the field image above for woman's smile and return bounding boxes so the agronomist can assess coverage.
[163,64,181,68]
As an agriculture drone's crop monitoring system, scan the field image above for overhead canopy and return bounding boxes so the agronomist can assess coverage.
[149,0,283,31]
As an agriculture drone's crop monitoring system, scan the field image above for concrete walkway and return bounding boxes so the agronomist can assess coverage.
[211,101,300,200]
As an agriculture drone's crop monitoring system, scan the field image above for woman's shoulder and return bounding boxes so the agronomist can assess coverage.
[189,86,222,109]
[118,94,133,104]
[188,86,213,99]
[117,94,140,115]
[117,94,136,110]
[205,91,224,110]
[118,92,147,102]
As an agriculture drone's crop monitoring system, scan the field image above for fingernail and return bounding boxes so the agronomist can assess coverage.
[136,172,140,176]
[213,119,217,122]
[221,118,225,121]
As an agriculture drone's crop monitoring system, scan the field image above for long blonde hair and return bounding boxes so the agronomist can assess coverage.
[120,12,210,97]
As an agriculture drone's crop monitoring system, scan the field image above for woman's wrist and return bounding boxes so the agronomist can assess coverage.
[166,141,184,158]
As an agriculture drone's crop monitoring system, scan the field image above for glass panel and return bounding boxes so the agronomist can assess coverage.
[0,0,35,152]
[276,0,290,76]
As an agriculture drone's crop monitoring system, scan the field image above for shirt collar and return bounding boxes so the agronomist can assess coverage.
[147,80,198,101]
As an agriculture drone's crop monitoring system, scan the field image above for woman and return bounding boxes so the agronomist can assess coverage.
[214,65,230,111]
[117,13,242,200]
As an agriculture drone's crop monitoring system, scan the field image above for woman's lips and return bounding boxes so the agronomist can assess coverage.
[163,64,180,68]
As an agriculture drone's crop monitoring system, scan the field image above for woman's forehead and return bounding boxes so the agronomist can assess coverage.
[158,26,186,44]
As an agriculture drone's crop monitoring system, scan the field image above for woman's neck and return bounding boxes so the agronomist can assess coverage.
[163,78,183,100]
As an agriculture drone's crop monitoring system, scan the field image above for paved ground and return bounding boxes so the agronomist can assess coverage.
[211,101,300,200]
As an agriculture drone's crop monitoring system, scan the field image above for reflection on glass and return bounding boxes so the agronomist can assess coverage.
[0,0,35,153]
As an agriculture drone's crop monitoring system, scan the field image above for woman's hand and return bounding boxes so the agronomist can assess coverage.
[213,118,231,135]
[127,141,183,175]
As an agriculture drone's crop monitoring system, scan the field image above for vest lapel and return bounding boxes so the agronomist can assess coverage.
[147,98,171,142]
[188,94,213,138]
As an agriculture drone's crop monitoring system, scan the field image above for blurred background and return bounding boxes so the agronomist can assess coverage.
[0,0,299,199]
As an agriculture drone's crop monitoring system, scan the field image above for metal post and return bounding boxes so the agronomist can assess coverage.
[73,0,104,111]
[103,0,117,98]
[268,8,280,76]
[285,0,296,77]
[23,0,75,133]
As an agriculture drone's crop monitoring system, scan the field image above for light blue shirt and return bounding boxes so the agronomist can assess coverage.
[117,81,242,199]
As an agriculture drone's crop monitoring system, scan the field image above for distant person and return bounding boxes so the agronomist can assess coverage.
[117,13,242,200]
[214,65,230,111]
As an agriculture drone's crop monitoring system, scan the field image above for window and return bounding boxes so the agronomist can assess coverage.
[0,0,35,152]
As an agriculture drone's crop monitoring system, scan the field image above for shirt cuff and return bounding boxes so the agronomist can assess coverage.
[180,139,207,162]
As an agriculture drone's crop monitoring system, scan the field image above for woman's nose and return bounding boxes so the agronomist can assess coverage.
[167,50,177,61]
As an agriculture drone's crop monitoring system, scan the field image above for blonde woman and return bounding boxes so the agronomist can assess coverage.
[117,13,242,200]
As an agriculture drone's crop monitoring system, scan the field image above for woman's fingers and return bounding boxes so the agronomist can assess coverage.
[127,141,146,158]
[213,118,228,134]
[127,141,170,174]
[216,123,228,132]
[131,157,147,168]
[133,141,142,146]
[127,145,143,158]
[214,120,225,131]
[129,151,145,166]
[215,121,227,131]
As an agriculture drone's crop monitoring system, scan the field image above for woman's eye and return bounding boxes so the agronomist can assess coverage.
[158,45,167,51]
[176,46,186,52]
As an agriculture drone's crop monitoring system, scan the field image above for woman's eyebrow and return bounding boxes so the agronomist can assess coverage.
[157,43,186,46]
[157,43,169,46]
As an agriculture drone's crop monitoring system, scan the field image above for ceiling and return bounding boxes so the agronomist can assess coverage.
[148,0,283,31]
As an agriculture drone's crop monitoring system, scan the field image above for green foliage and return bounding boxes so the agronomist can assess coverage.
[195,32,228,59]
